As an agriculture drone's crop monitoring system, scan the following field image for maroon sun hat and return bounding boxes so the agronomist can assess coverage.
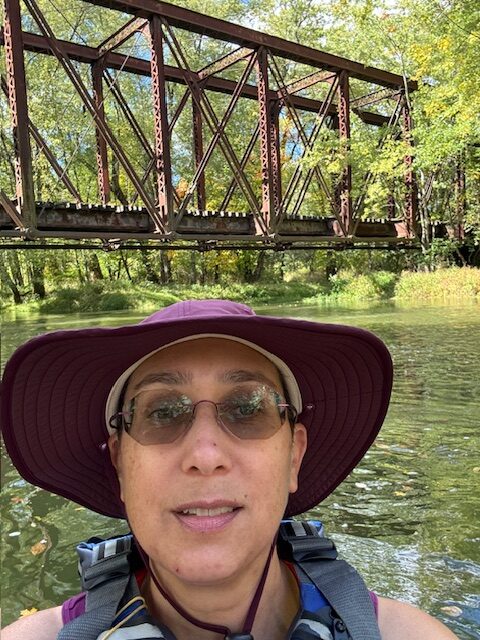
[1,299,392,519]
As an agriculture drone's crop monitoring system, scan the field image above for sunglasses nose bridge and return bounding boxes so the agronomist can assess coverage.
[190,399,223,430]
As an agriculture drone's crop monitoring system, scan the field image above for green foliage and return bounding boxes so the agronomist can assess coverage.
[327,270,398,302]
[394,267,480,302]
[39,282,136,314]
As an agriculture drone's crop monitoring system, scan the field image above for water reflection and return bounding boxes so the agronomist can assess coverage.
[1,303,479,638]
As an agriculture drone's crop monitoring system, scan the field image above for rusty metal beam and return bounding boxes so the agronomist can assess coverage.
[336,71,352,235]
[148,16,174,227]
[257,48,279,230]
[192,87,206,210]
[280,70,335,96]
[198,46,252,80]
[91,61,111,204]
[97,16,146,55]
[0,30,392,127]
[402,98,417,237]
[0,190,24,227]
[85,0,416,90]
[351,87,399,110]
[3,0,36,228]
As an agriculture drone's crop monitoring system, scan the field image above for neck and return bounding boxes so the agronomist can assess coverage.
[142,551,299,640]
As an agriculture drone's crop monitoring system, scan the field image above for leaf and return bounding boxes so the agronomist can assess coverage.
[19,608,38,617]
[30,539,48,556]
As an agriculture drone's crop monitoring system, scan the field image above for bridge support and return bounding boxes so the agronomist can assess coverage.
[402,99,418,238]
[3,0,35,229]
[149,16,174,228]
[336,71,352,235]
[92,61,110,204]
[256,48,281,233]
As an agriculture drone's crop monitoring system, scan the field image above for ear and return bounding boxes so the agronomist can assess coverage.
[289,423,307,494]
[107,433,124,501]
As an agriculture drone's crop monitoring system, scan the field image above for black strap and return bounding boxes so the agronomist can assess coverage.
[57,539,135,640]
[279,520,381,640]
[295,559,381,640]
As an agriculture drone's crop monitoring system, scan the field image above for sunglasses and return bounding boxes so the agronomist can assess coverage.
[109,383,297,445]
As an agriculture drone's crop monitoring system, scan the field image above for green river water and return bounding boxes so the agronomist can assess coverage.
[1,302,479,638]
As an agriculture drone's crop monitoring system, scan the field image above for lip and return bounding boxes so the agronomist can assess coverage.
[174,500,241,533]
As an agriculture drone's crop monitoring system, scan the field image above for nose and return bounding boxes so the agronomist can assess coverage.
[180,401,232,475]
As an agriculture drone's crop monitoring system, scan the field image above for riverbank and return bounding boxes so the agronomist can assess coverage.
[3,267,479,315]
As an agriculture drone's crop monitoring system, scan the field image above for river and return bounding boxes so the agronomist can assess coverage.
[1,301,479,638]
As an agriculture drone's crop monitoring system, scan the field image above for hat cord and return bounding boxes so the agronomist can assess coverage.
[136,538,276,639]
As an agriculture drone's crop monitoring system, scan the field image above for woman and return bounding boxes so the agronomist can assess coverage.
[1,299,458,639]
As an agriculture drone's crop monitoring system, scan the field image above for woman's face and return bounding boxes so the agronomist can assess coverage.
[109,337,307,590]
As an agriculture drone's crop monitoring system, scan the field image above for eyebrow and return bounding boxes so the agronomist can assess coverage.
[132,369,278,391]
[132,371,192,390]
[220,369,279,388]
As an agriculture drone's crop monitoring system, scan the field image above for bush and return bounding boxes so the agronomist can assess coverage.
[39,283,136,313]
[395,267,480,301]
[327,270,398,302]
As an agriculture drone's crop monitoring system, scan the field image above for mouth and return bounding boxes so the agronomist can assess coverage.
[178,506,236,517]
[174,502,241,532]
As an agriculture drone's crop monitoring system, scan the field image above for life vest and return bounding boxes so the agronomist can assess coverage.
[57,520,381,640]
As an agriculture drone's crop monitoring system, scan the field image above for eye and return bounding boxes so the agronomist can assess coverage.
[221,388,267,420]
[144,395,192,425]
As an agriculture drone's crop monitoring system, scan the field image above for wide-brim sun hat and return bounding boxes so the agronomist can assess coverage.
[1,299,393,519]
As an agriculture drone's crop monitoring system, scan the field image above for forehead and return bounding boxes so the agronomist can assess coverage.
[127,337,283,390]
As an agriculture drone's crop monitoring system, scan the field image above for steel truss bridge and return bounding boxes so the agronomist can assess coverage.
[0,0,445,251]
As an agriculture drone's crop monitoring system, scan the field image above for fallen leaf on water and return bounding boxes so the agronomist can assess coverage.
[11,496,25,504]
[473,467,480,473]
[394,491,406,497]
[30,539,48,556]
[19,608,38,617]
[440,606,462,617]
[74,507,85,511]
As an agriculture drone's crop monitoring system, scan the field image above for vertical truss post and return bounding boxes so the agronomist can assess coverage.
[336,71,352,235]
[256,48,280,232]
[192,87,206,210]
[402,99,417,238]
[149,16,174,228]
[3,0,36,227]
[91,61,110,204]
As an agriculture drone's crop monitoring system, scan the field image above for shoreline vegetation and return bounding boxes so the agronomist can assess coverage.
[3,267,479,316]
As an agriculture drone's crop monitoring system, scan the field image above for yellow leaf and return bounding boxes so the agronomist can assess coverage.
[30,540,48,556]
[19,608,38,617]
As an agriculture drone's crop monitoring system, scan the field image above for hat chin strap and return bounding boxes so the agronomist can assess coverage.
[136,538,276,639]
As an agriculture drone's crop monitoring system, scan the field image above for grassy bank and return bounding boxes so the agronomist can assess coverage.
[3,267,479,315]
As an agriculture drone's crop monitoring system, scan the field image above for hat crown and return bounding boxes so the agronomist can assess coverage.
[140,299,256,325]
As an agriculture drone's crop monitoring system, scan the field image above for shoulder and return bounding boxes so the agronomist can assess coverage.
[377,596,459,640]
[1,606,63,640]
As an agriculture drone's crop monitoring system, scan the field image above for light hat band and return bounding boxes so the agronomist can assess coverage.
[105,333,303,434]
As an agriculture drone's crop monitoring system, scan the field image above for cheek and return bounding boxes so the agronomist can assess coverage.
[116,445,166,511]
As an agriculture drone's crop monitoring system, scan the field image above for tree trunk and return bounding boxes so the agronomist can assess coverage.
[0,259,23,304]
[140,249,160,284]
[30,261,46,298]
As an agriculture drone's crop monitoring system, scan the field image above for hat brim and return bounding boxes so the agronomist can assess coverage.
[1,314,392,518]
